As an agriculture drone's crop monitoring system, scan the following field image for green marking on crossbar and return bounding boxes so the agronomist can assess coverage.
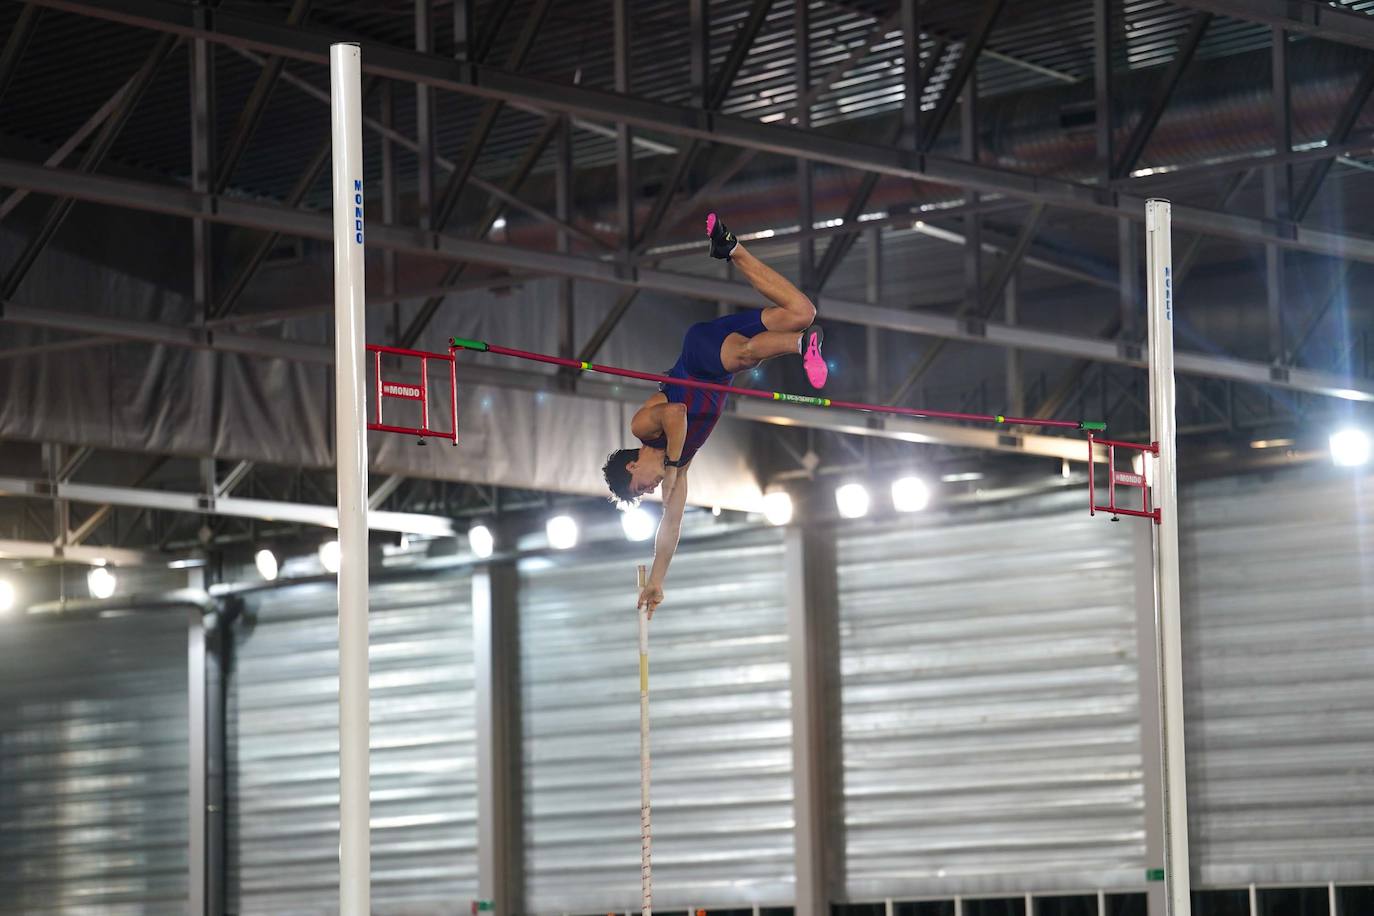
[1079,420,1108,432]
[580,361,592,370]
[1146,868,1165,882]
[449,336,489,352]
[773,392,830,406]
[996,415,1005,423]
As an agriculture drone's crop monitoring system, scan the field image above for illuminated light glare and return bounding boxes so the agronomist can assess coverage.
[1061,458,1072,479]
[1330,428,1372,467]
[711,506,722,517]
[254,548,279,582]
[468,524,495,559]
[546,515,579,550]
[620,506,656,542]
[1131,452,1156,486]
[835,483,871,519]
[87,565,117,599]
[1249,438,1295,450]
[891,476,932,513]
[940,472,983,483]
[491,217,507,231]
[0,579,14,614]
[762,491,793,526]
[318,540,341,574]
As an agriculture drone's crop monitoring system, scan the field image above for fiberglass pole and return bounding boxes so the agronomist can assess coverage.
[637,564,653,916]
[1146,198,1191,916]
[330,41,371,916]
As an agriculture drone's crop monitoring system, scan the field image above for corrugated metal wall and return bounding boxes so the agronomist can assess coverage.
[227,572,477,914]
[518,530,794,913]
[835,492,1144,899]
[0,608,190,915]
[1181,469,1374,886]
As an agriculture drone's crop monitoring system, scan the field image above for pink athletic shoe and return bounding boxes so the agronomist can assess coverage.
[801,326,827,389]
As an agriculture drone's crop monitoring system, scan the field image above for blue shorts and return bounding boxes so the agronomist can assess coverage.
[671,310,768,381]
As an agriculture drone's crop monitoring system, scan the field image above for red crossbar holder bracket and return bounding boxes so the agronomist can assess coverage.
[366,344,458,445]
[1087,434,1161,524]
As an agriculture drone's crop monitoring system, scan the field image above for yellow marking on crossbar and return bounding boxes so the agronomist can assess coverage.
[581,361,592,370]
[639,655,648,693]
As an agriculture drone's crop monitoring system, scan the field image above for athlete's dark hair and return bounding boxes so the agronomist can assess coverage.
[602,447,641,506]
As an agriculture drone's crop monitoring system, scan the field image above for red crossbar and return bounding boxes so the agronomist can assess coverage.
[471,341,1090,431]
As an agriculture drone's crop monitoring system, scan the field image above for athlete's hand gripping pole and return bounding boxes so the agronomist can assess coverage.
[637,564,653,916]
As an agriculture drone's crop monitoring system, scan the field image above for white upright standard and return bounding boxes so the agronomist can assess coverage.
[1145,199,1191,916]
[330,41,371,916]
[637,564,653,916]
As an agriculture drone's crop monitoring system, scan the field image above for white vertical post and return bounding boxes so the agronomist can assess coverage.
[1145,198,1191,916]
[330,42,371,916]
[637,564,653,916]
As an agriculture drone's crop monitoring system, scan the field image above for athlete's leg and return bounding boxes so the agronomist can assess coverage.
[720,329,803,373]
[708,212,827,387]
[706,212,815,332]
[732,243,816,332]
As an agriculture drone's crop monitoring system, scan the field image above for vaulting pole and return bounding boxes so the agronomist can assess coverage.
[330,41,370,916]
[1145,198,1191,916]
[637,563,653,916]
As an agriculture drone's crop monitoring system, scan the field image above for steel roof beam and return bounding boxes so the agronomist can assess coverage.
[1112,12,1211,179]
[27,0,1374,265]
[2,157,1372,404]
[0,475,457,536]
[0,5,42,105]
[1165,0,1374,53]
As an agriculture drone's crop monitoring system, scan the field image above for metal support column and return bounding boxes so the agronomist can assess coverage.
[381,81,399,342]
[453,0,474,60]
[473,562,524,916]
[556,116,574,364]
[961,82,981,316]
[689,0,710,110]
[785,516,839,916]
[188,604,208,916]
[1093,0,1113,177]
[190,12,214,322]
[614,0,634,258]
[1005,273,1023,416]
[866,225,882,402]
[204,605,227,916]
[1119,218,1138,340]
[1265,27,1290,362]
[796,0,815,292]
[900,0,922,151]
[415,0,435,230]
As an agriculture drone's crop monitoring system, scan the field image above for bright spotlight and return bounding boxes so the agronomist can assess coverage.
[762,491,793,526]
[0,579,15,614]
[891,476,931,513]
[318,540,341,574]
[546,515,579,550]
[835,482,871,519]
[491,216,507,232]
[620,506,656,542]
[87,565,117,600]
[1330,427,1371,468]
[468,524,495,559]
[254,548,279,582]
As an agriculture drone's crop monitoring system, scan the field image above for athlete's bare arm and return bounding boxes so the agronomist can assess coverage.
[638,464,689,618]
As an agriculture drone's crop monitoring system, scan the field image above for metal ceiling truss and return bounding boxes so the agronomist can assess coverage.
[24,0,1374,269]
[2,153,1371,406]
